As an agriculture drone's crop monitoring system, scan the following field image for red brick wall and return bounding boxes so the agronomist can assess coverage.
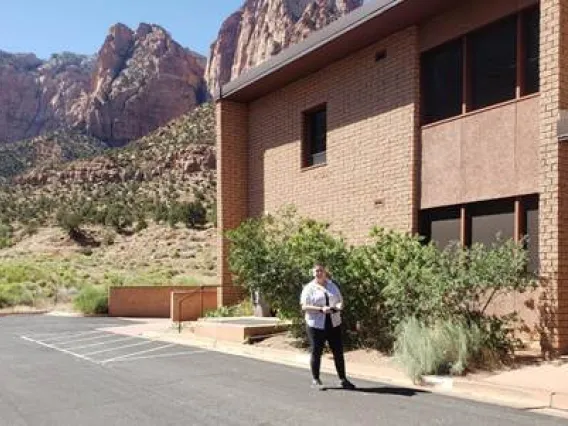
[247,28,420,245]
[108,287,215,318]
[216,100,248,306]
[170,288,218,322]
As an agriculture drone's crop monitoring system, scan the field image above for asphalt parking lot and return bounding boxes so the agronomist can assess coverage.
[1,315,566,426]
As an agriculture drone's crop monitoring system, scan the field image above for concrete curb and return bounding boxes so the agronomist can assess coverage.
[125,328,568,413]
[0,310,49,317]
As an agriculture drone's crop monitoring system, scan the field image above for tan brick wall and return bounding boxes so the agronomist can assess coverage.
[216,1,568,354]
[216,100,248,305]
[247,27,420,245]
[539,0,568,354]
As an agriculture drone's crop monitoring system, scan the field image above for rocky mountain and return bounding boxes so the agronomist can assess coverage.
[13,103,216,187]
[0,51,95,144]
[0,23,207,146]
[206,0,363,93]
[0,103,216,241]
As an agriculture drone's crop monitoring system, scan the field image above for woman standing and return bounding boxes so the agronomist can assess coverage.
[300,263,355,390]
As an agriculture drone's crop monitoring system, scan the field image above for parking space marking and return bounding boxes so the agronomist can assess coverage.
[100,343,177,364]
[38,331,107,343]
[50,333,118,346]
[82,340,154,356]
[21,336,99,364]
[21,331,211,365]
[65,336,137,351]
[106,350,209,363]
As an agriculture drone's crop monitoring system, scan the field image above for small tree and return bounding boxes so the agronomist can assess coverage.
[185,200,207,228]
[56,208,84,240]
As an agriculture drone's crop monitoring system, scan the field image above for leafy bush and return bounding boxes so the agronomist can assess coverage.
[168,201,207,228]
[73,285,108,315]
[227,209,536,358]
[56,209,84,236]
[227,208,350,336]
[186,201,207,228]
[105,203,133,232]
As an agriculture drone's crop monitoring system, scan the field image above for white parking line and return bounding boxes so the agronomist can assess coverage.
[65,337,138,351]
[82,340,154,356]
[21,336,99,364]
[21,325,125,339]
[101,343,176,364]
[21,333,209,366]
[39,331,106,343]
[106,350,209,363]
[51,334,118,346]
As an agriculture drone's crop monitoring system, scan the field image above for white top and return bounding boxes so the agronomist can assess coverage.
[300,279,343,330]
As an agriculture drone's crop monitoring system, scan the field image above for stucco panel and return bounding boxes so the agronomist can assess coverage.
[421,96,539,208]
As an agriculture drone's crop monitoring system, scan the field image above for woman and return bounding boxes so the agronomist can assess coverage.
[300,263,355,390]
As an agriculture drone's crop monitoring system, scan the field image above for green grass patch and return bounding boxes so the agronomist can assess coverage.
[73,285,108,315]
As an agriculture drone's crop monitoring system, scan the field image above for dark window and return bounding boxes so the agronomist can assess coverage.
[420,207,461,249]
[420,9,540,124]
[524,197,539,274]
[470,200,515,246]
[420,196,539,274]
[522,7,540,95]
[469,16,518,110]
[421,40,463,124]
[303,106,327,167]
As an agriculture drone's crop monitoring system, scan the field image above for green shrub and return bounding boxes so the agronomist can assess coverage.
[0,222,13,249]
[185,201,207,228]
[205,298,254,318]
[394,317,484,382]
[56,209,84,237]
[105,203,133,232]
[227,208,352,340]
[134,214,148,232]
[73,285,108,314]
[227,209,535,356]
[0,283,37,308]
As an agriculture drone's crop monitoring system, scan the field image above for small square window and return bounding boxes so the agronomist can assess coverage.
[302,105,327,167]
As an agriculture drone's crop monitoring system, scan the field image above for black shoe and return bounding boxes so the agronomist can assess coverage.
[311,379,325,390]
[340,379,356,390]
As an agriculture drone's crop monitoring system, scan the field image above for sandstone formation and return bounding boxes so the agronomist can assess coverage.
[0,51,94,144]
[206,0,363,93]
[0,24,207,146]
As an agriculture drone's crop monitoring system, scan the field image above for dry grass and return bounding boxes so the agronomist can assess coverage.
[0,223,218,309]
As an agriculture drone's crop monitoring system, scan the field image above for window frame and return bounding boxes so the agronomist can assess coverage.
[420,6,540,125]
[302,103,328,168]
[420,195,539,272]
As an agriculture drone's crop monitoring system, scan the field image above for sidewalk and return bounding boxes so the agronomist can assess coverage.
[108,318,568,416]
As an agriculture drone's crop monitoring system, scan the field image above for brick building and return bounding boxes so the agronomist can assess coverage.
[215,0,568,353]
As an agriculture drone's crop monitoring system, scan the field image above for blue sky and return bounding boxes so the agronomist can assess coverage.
[0,0,245,59]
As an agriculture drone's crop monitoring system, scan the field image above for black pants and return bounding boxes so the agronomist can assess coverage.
[306,315,346,381]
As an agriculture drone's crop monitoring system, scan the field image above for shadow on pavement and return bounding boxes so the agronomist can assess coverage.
[324,386,429,396]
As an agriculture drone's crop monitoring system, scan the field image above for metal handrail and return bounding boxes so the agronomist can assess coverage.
[175,286,205,333]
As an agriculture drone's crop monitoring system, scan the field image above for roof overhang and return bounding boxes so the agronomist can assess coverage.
[217,0,455,103]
